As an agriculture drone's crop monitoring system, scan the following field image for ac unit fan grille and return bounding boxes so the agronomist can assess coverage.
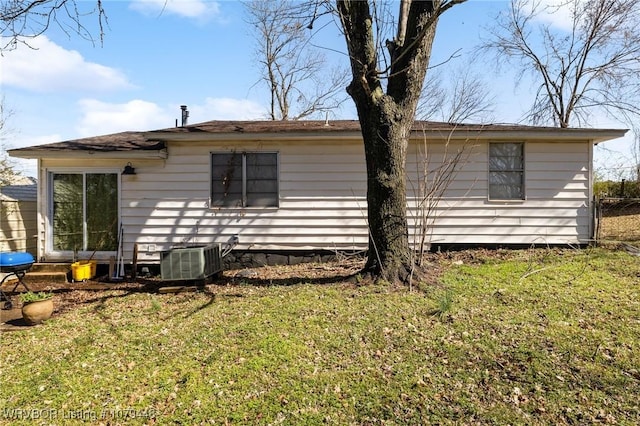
[160,244,222,281]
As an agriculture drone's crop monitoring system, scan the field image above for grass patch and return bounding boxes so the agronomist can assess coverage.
[0,248,638,424]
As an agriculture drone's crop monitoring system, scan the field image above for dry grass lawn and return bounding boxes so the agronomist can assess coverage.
[0,247,638,425]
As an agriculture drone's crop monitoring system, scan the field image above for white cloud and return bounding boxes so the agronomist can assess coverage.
[191,98,266,121]
[76,99,173,137]
[531,0,584,32]
[74,97,265,137]
[0,36,133,93]
[129,0,220,21]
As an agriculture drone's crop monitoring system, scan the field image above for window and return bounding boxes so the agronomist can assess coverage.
[489,142,524,200]
[211,152,279,208]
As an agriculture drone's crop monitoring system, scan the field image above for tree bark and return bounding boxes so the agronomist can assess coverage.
[356,103,413,282]
[337,0,444,283]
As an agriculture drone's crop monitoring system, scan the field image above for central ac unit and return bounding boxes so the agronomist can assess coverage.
[160,244,222,281]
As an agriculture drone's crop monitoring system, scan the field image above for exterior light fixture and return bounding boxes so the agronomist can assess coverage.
[122,163,136,175]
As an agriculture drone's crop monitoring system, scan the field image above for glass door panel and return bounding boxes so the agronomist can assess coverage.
[86,173,118,251]
[51,172,118,252]
[52,174,83,251]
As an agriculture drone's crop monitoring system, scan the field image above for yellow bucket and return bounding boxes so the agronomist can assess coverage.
[71,260,97,281]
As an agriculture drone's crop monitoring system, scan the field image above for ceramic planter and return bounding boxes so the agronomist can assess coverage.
[22,299,54,325]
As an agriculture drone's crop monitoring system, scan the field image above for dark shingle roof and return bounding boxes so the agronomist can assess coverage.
[151,120,545,135]
[152,120,363,134]
[8,120,627,157]
[9,131,165,154]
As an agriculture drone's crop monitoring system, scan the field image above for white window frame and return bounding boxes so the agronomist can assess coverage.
[45,168,121,259]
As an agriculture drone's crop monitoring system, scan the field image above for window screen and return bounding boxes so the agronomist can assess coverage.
[489,143,524,200]
[211,152,278,208]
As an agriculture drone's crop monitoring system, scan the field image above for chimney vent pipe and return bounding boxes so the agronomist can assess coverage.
[180,105,189,126]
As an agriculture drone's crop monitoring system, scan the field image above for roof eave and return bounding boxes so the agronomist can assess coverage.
[437,128,628,143]
[8,149,168,160]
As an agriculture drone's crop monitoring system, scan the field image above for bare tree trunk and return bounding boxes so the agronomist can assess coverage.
[356,103,413,282]
[337,0,456,283]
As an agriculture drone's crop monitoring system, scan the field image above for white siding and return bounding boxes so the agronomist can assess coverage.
[118,141,369,262]
[38,138,595,262]
[1,181,38,254]
[0,200,38,253]
[406,140,592,246]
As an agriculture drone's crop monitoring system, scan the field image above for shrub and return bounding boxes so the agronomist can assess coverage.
[594,180,640,198]
[20,291,53,303]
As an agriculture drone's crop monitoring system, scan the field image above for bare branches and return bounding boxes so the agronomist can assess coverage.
[245,0,347,120]
[0,97,21,186]
[409,131,478,263]
[417,68,496,124]
[0,0,107,51]
[387,0,466,78]
[480,0,640,128]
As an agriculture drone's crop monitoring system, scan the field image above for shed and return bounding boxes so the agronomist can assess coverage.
[1,175,38,254]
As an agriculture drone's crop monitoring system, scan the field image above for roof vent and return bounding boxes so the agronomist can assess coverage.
[180,105,189,127]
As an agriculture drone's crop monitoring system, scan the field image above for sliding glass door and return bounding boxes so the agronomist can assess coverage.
[51,172,119,253]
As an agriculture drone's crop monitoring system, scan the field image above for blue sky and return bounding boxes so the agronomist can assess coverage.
[0,0,634,177]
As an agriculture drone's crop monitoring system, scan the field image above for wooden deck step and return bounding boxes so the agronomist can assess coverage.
[1,271,69,289]
[29,263,72,273]
[24,271,69,284]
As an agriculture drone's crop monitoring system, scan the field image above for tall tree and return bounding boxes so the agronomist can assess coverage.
[245,0,347,120]
[336,0,465,283]
[0,0,106,51]
[481,0,640,128]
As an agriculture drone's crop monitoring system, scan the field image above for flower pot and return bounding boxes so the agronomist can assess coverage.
[22,299,54,325]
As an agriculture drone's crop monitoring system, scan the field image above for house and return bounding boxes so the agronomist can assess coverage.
[1,175,37,254]
[8,120,626,267]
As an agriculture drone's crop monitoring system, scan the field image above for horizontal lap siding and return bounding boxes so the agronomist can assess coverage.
[0,200,38,253]
[40,138,595,262]
[124,139,593,260]
[406,141,592,245]
[123,141,369,262]
[122,142,590,261]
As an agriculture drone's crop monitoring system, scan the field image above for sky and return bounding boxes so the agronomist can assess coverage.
[0,0,635,178]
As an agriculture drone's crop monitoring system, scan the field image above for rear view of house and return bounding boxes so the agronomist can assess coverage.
[8,120,626,266]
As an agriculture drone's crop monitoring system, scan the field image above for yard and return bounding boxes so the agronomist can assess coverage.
[1,247,639,425]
